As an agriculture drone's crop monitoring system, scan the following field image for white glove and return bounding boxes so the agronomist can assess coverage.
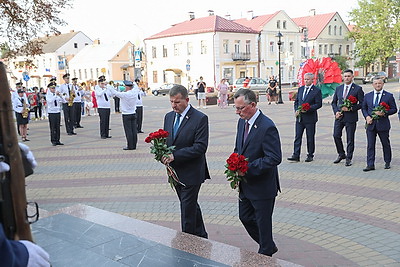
[18,143,37,169]
[19,240,50,267]
[0,161,10,172]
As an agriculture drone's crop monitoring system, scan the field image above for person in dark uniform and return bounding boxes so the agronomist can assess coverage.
[135,79,145,133]
[111,80,138,150]
[71,77,84,128]
[57,73,76,135]
[46,82,64,146]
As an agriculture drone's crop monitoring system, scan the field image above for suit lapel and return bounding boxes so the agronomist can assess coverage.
[173,106,192,143]
[241,113,262,152]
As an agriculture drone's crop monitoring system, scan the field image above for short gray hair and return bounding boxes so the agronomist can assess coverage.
[304,73,314,79]
[234,88,257,104]
[169,84,188,98]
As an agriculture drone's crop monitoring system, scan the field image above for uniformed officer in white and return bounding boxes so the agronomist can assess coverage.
[111,80,138,150]
[71,77,84,128]
[134,79,145,133]
[57,73,76,135]
[46,83,64,146]
[95,76,113,139]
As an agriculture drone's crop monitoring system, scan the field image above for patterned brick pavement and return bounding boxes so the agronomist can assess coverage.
[25,86,400,267]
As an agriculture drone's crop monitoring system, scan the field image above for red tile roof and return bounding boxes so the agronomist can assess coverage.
[292,12,337,40]
[347,24,356,32]
[145,15,258,40]
[234,11,279,31]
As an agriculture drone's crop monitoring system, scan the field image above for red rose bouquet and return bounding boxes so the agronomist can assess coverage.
[371,101,390,120]
[225,152,249,190]
[341,95,358,110]
[145,129,185,189]
[296,103,310,121]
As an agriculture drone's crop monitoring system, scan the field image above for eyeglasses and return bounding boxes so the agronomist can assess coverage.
[233,104,250,111]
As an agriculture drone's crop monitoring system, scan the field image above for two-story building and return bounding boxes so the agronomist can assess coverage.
[144,12,259,89]
[8,30,92,88]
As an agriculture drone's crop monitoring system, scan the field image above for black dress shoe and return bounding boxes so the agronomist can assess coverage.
[334,155,346,164]
[384,163,391,169]
[363,166,375,172]
[123,147,136,150]
[68,132,77,135]
[101,136,107,139]
[305,156,313,162]
[56,142,64,145]
[76,125,84,128]
[345,159,352,166]
[52,143,57,146]
[138,131,144,133]
[287,156,300,162]
[106,136,112,138]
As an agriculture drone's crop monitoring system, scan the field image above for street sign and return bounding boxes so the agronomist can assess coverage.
[134,50,141,61]
[23,74,30,81]
[186,64,190,71]
[135,62,141,68]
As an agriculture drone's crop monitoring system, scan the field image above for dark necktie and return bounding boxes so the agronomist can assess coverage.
[104,91,108,101]
[343,85,349,99]
[68,84,70,94]
[374,92,380,107]
[303,87,309,100]
[243,121,250,142]
[53,93,57,106]
[173,113,181,138]
[138,92,141,100]
[20,98,24,104]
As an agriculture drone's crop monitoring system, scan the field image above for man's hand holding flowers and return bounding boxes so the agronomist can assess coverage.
[366,101,390,125]
[336,95,358,119]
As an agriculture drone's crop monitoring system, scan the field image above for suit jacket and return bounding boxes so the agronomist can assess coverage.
[164,106,210,185]
[234,111,282,200]
[0,223,29,266]
[294,85,322,123]
[362,90,397,131]
[331,83,364,122]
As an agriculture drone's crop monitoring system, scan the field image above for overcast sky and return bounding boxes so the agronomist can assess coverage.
[58,0,360,45]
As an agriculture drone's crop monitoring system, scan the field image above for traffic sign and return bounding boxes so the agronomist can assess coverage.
[134,50,141,61]
[23,74,30,81]
[186,64,190,71]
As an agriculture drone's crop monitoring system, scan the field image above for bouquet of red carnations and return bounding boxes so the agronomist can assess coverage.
[296,103,310,121]
[145,129,185,189]
[225,152,249,190]
[371,101,390,120]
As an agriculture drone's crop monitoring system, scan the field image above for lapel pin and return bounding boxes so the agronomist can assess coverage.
[254,125,257,129]
[186,116,189,119]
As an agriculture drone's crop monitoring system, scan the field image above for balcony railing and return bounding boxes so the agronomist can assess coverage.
[231,52,251,61]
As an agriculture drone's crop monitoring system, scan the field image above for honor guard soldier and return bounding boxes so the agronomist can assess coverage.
[95,76,113,139]
[57,73,76,135]
[71,78,84,128]
[46,83,64,146]
[110,80,138,150]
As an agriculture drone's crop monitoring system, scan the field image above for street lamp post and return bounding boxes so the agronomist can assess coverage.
[276,31,284,104]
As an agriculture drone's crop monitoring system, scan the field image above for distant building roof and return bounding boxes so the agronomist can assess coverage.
[347,24,356,32]
[36,31,88,53]
[234,11,279,32]
[146,15,258,40]
[292,12,337,40]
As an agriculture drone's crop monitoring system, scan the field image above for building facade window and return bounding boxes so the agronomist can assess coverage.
[245,40,251,54]
[90,69,93,80]
[74,43,78,49]
[234,40,240,53]
[201,40,207,54]
[84,69,87,79]
[346,44,350,55]
[329,44,334,54]
[277,20,280,29]
[324,44,328,54]
[153,71,158,83]
[223,40,229,54]
[78,69,82,80]
[319,44,323,55]
[328,25,332,35]
[152,46,157,58]
[334,25,337,35]
[96,68,99,79]
[174,43,180,56]
[283,20,287,29]
[289,42,294,53]
[187,42,193,55]
[338,45,342,55]
[339,26,343,36]
[269,41,274,53]
[163,45,168,57]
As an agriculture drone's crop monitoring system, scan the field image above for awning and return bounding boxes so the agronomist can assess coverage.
[31,75,40,78]
[165,68,182,74]
[42,74,53,77]
[120,64,130,69]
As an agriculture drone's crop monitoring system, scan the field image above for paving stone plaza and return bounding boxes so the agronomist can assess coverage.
[25,84,400,266]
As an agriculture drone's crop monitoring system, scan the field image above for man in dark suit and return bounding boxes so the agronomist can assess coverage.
[288,73,322,162]
[361,78,397,171]
[161,85,210,238]
[233,88,282,256]
[331,69,364,166]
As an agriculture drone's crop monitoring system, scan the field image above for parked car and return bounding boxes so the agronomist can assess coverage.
[151,83,179,96]
[232,77,268,94]
[362,71,388,84]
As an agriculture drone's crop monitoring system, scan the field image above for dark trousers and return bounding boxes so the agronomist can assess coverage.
[98,108,110,138]
[175,184,208,238]
[48,113,61,144]
[366,129,392,166]
[333,120,356,160]
[62,103,74,134]
[122,114,137,149]
[73,102,82,127]
[34,105,42,119]
[136,106,143,132]
[114,97,120,112]
[239,197,276,256]
[293,121,316,158]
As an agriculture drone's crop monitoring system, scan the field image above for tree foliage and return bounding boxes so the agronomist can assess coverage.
[332,55,350,71]
[349,0,400,69]
[0,0,71,57]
